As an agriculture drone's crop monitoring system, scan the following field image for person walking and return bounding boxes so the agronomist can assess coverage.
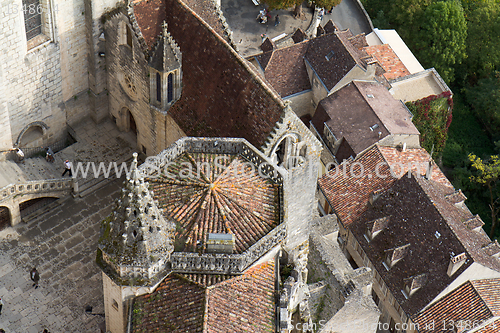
[62,160,72,177]
[45,147,54,163]
[274,14,280,26]
[0,296,3,315]
[31,267,40,289]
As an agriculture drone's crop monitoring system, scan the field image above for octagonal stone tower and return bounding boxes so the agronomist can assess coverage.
[97,153,175,331]
[97,137,319,333]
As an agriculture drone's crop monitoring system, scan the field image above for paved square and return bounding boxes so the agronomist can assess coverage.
[0,180,122,333]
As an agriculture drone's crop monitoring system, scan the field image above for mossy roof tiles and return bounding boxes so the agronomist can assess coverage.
[131,260,276,332]
[133,0,284,148]
[149,152,281,254]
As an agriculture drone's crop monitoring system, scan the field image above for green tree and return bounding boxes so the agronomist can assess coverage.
[466,71,500,138]
[413,1,467,83]
[465,0,500,79]
[469,154,500,238]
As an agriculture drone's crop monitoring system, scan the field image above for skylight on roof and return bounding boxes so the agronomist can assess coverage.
[325,50,335,61]
[435,231,441,239]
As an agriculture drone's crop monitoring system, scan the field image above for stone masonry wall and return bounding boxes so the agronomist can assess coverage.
[0,0,94,149]
[0,0,64,148]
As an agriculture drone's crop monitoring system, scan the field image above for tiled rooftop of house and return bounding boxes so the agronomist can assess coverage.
[149,152,281,254]
[414,279,500,332]
[253,41,311,97]
[133,0,284,148]
[318,144,451,227]
[133,0,230,49]
[350,175,500,317]
[311,81,419,159]
[364,44,410,81]
[131,260,276,332]
[304,33,358,91]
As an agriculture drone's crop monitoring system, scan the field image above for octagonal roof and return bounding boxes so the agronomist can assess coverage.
[148,148,283,254]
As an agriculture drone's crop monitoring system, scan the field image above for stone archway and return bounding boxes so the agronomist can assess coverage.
[269,133,306,169]
[0,206,10,231]
[128,110,137,136]
[16,121,49,148]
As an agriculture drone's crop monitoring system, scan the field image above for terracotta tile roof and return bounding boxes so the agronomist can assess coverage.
[364,44,410,81]
[318,144,452,227]
[351,176,473,317]
[304,33,358,91]
[349,175,500,317]
[255,41,311,97]
[205,260,276,332]
[134,0,284,147]
[318,145,394,226]
[179,273,234,287]
[131,260,276,332]
[311,81,419,157]
[414,280,494,332]
[260,38,276,52]
[131,274,206,332]
[474,318,500,333]
[133,0,230,50]
[471,279,500,316]
[149,152,281,254]
[378,146,451,187]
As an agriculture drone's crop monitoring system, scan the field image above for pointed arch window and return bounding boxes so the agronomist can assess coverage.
[23,0,42,41]
[167,73,173,103]
[156,73,161,102]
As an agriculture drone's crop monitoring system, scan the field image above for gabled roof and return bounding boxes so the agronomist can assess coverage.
[414,279,500,332]
[350,175,500,317]
[304,33,358,91]
[254,41,311,97]
[364,44,410,81]
[133,0,284,147]
[131,260,276,332]
[318,144,451,227]
[133,0,231,50]
[311,81,419,156]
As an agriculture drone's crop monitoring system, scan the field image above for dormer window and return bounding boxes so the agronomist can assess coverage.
[402,273,427,299]
[365,216,390,241]
[383,243,411,270]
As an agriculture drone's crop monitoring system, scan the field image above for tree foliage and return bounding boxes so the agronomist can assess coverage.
[464,0,500,78]
[469,154,500,237]
[412,1,467,83]
[466,71,500,139]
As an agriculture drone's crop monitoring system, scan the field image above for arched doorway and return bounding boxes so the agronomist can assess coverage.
[128,110,137,136]
[19,125,44,148]
[0,206,10,231]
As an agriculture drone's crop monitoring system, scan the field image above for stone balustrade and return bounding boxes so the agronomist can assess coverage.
[0,178,73,204]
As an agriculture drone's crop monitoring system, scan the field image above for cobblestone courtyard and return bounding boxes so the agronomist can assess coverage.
[0,180,122,333]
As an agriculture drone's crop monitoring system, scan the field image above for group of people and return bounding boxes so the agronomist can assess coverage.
[10,146,73,177]
[256,9,280,26]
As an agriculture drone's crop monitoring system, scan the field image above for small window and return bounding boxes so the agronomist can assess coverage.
[156,73,161,102]
[23,0,42,41]
[325,50,335,61]
[112,299,119,311]
[126,25,133,48]
[167,73,173,103]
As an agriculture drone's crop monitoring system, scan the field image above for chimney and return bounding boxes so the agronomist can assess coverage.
[447,252,467,277]
[425,160,433,180]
